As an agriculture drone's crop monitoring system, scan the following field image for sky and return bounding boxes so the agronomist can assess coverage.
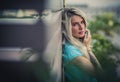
[66,0,120,7]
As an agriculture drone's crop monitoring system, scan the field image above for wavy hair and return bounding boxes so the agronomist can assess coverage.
[62,7,89,58]
[62,7,102,70]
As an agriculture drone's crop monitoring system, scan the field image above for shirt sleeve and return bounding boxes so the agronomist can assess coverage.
[63,43,83,62]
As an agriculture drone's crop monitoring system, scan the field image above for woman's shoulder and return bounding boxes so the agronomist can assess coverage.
[63,42,76,50]
[63,42,80,52]
[62,42,83,61]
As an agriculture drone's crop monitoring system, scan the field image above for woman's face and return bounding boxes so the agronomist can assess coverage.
[71,15,86,39]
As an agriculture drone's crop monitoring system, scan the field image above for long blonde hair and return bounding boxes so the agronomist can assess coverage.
[62,7,102,70]
[62,7,89,59]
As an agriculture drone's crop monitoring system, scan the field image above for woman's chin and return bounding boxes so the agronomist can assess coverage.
[79,35,84,38]
[74,35,84,39]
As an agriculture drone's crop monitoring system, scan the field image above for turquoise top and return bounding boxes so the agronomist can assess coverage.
[62,42,97,82]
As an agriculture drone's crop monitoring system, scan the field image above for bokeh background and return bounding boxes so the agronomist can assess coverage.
[0,0,120,82]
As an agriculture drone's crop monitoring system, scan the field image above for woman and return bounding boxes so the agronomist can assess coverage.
[62,7,102,82]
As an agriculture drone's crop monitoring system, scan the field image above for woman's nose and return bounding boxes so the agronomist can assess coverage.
[78,24,83,30]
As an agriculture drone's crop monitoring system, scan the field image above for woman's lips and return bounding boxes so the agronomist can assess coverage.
[79,31,84,34]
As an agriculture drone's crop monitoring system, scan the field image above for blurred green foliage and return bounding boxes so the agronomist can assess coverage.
[89,12,120,36]
[88,12,120,82]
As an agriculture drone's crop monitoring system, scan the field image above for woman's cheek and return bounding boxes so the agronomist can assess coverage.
[72,27,77,34]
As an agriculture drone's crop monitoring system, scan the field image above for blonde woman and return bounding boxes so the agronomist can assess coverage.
[62,7,102,82]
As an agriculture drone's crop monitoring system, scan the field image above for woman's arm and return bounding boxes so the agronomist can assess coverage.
[72,56,95,76]
[83,29,103,72]
[88,50,103,71]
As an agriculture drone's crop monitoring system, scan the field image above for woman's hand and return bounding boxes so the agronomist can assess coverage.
[83,29,91,50]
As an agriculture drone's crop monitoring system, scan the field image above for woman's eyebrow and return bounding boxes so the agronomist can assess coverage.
[72,22,79,24]
[72,19,84,22]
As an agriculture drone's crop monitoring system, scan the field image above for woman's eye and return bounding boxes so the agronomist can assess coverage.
[81,21,85,24]
[73,23,78,26]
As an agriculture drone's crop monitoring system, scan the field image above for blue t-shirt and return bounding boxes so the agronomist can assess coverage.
[62,42,97,82]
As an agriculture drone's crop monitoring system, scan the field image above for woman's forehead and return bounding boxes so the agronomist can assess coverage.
[71,15,84,22]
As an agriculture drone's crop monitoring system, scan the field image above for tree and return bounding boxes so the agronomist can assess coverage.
[88,12,120,82]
